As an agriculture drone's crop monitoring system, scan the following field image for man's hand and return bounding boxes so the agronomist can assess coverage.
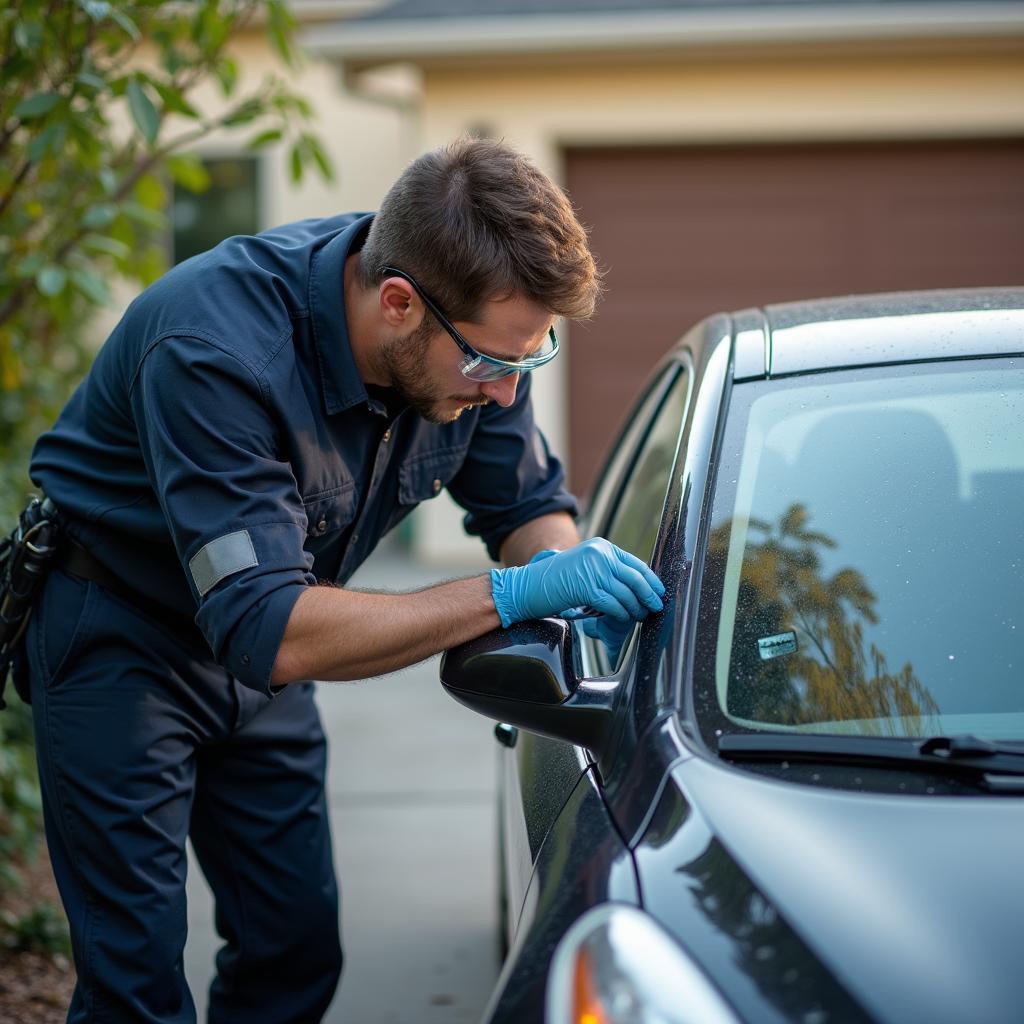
[489,537,664,629]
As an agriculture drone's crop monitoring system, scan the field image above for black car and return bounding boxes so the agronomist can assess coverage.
[441,287,1024,1024]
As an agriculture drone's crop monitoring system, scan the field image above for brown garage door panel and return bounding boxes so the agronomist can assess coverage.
[565,140,1024,493]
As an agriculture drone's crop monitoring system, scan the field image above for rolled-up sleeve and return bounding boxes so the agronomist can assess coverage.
[129,334,313,693]
[448,373,579,561]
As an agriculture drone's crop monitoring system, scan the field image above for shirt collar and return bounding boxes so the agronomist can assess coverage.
[309,212,375,415]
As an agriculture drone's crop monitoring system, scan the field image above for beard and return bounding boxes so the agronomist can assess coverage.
[376,320,489,424]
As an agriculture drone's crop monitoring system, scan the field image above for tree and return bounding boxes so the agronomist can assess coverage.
[0,0,332,955]
[0,0,333,518]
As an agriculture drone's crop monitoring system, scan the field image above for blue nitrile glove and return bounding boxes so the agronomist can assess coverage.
[490,538,665,630]
[578,614,633,663]
[526,549,633,661]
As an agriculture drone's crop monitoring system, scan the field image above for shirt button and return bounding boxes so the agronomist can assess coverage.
[351,532,359,545]
[432,478,442,495]
[241,654,251,666]
[382,429,391,443]
[316,517,328,534]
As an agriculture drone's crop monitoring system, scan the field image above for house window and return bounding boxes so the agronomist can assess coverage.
[172,156,260,264]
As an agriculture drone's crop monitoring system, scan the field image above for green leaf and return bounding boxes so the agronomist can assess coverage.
[152,82,199,119]
[222,98,263,128]
[166,153,210,193]
[36,266,67,297]
[120,200,167,230]
[110,8,140,40]
[302,134,333,182]
[14,92,60,120]
[247,128,283,150]
[82,203,118,228]
[266,0,296,68]
[13,21,43,52]
[76,72,109,92]
[214,57,238,97]
[27,122,67,163]
[289,144,303,184]
[134,173,166,210]
[81,234,131,260]
[69,267,112,306]
[126,78,160,144]
[14,254,45,279]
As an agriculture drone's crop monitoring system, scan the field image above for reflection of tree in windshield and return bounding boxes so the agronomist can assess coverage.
[712,503,940,734]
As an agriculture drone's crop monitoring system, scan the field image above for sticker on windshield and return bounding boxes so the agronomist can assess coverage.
[757,631,798,661]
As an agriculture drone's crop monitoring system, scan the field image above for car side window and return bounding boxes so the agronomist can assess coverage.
[583,363,691,674]
[604,366,690,563]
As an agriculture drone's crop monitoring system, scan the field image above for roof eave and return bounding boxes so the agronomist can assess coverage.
[302,4,1024,66]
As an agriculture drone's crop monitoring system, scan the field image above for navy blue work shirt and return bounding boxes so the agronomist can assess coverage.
[30,213,577,695]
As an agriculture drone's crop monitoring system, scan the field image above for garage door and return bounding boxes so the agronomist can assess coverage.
[565,140,1024,493]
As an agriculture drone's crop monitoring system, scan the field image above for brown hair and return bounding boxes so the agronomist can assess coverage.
[357,136,601,323]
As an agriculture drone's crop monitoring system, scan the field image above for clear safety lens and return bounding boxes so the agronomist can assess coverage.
[459,328,558,382]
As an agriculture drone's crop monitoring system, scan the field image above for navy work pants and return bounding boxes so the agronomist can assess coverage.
[25,569,343,1023]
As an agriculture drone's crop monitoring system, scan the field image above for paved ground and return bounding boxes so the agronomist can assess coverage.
[184,547,501,1023]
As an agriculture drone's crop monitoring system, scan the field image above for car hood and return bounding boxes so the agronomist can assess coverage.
[665,755,1024,1024]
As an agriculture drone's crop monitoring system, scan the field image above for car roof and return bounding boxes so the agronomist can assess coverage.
[730,286,1024,380]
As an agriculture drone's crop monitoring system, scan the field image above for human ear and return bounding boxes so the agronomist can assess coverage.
[379,276,423,330]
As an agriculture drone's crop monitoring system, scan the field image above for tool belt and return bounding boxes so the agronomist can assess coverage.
[0,497,62,708]
[1,497,195,709]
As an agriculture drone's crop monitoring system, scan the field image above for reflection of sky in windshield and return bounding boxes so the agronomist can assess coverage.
[720,361,1024,730]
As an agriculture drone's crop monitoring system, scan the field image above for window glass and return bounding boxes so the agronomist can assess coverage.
[695,358,1024,741]
[582,365,690,675]
[605,367,690,562]
[172,156,260,264]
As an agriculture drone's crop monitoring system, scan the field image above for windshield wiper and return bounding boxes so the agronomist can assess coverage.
[717,733,1024,793]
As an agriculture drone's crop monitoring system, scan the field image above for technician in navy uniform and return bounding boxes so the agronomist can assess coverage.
[25,137,664,1022]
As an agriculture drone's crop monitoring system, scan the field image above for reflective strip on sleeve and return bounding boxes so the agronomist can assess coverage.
[189,530,258,597]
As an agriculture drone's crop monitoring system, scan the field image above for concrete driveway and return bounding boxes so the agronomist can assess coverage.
[184,547,501,1023]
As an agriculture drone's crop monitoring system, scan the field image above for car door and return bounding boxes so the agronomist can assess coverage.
[498,357,693,948]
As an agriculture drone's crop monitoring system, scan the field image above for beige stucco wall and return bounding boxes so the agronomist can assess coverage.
[407,47,1024,564]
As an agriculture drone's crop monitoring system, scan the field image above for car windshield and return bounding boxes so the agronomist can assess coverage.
[694,357,1024,742]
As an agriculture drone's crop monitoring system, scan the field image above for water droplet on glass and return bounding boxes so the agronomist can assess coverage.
[948,655,955,661]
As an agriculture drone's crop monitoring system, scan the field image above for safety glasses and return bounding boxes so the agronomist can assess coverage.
[381,266,559,382]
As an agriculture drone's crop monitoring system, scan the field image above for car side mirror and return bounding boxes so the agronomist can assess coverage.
[440,618,618,758]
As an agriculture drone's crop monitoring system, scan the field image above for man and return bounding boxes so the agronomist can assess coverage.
[23,137,664,1022]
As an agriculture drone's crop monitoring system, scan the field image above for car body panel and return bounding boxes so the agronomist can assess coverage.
[634,766,869,1024]
[500,728,588,941]
[765,288,1024,379]
[484,767,640,1024]
[664,755,1024,1024]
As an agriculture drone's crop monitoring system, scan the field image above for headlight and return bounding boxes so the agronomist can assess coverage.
[546,904,741,1024]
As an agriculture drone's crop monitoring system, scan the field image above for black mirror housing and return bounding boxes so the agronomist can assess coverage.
[440,618,617,757]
